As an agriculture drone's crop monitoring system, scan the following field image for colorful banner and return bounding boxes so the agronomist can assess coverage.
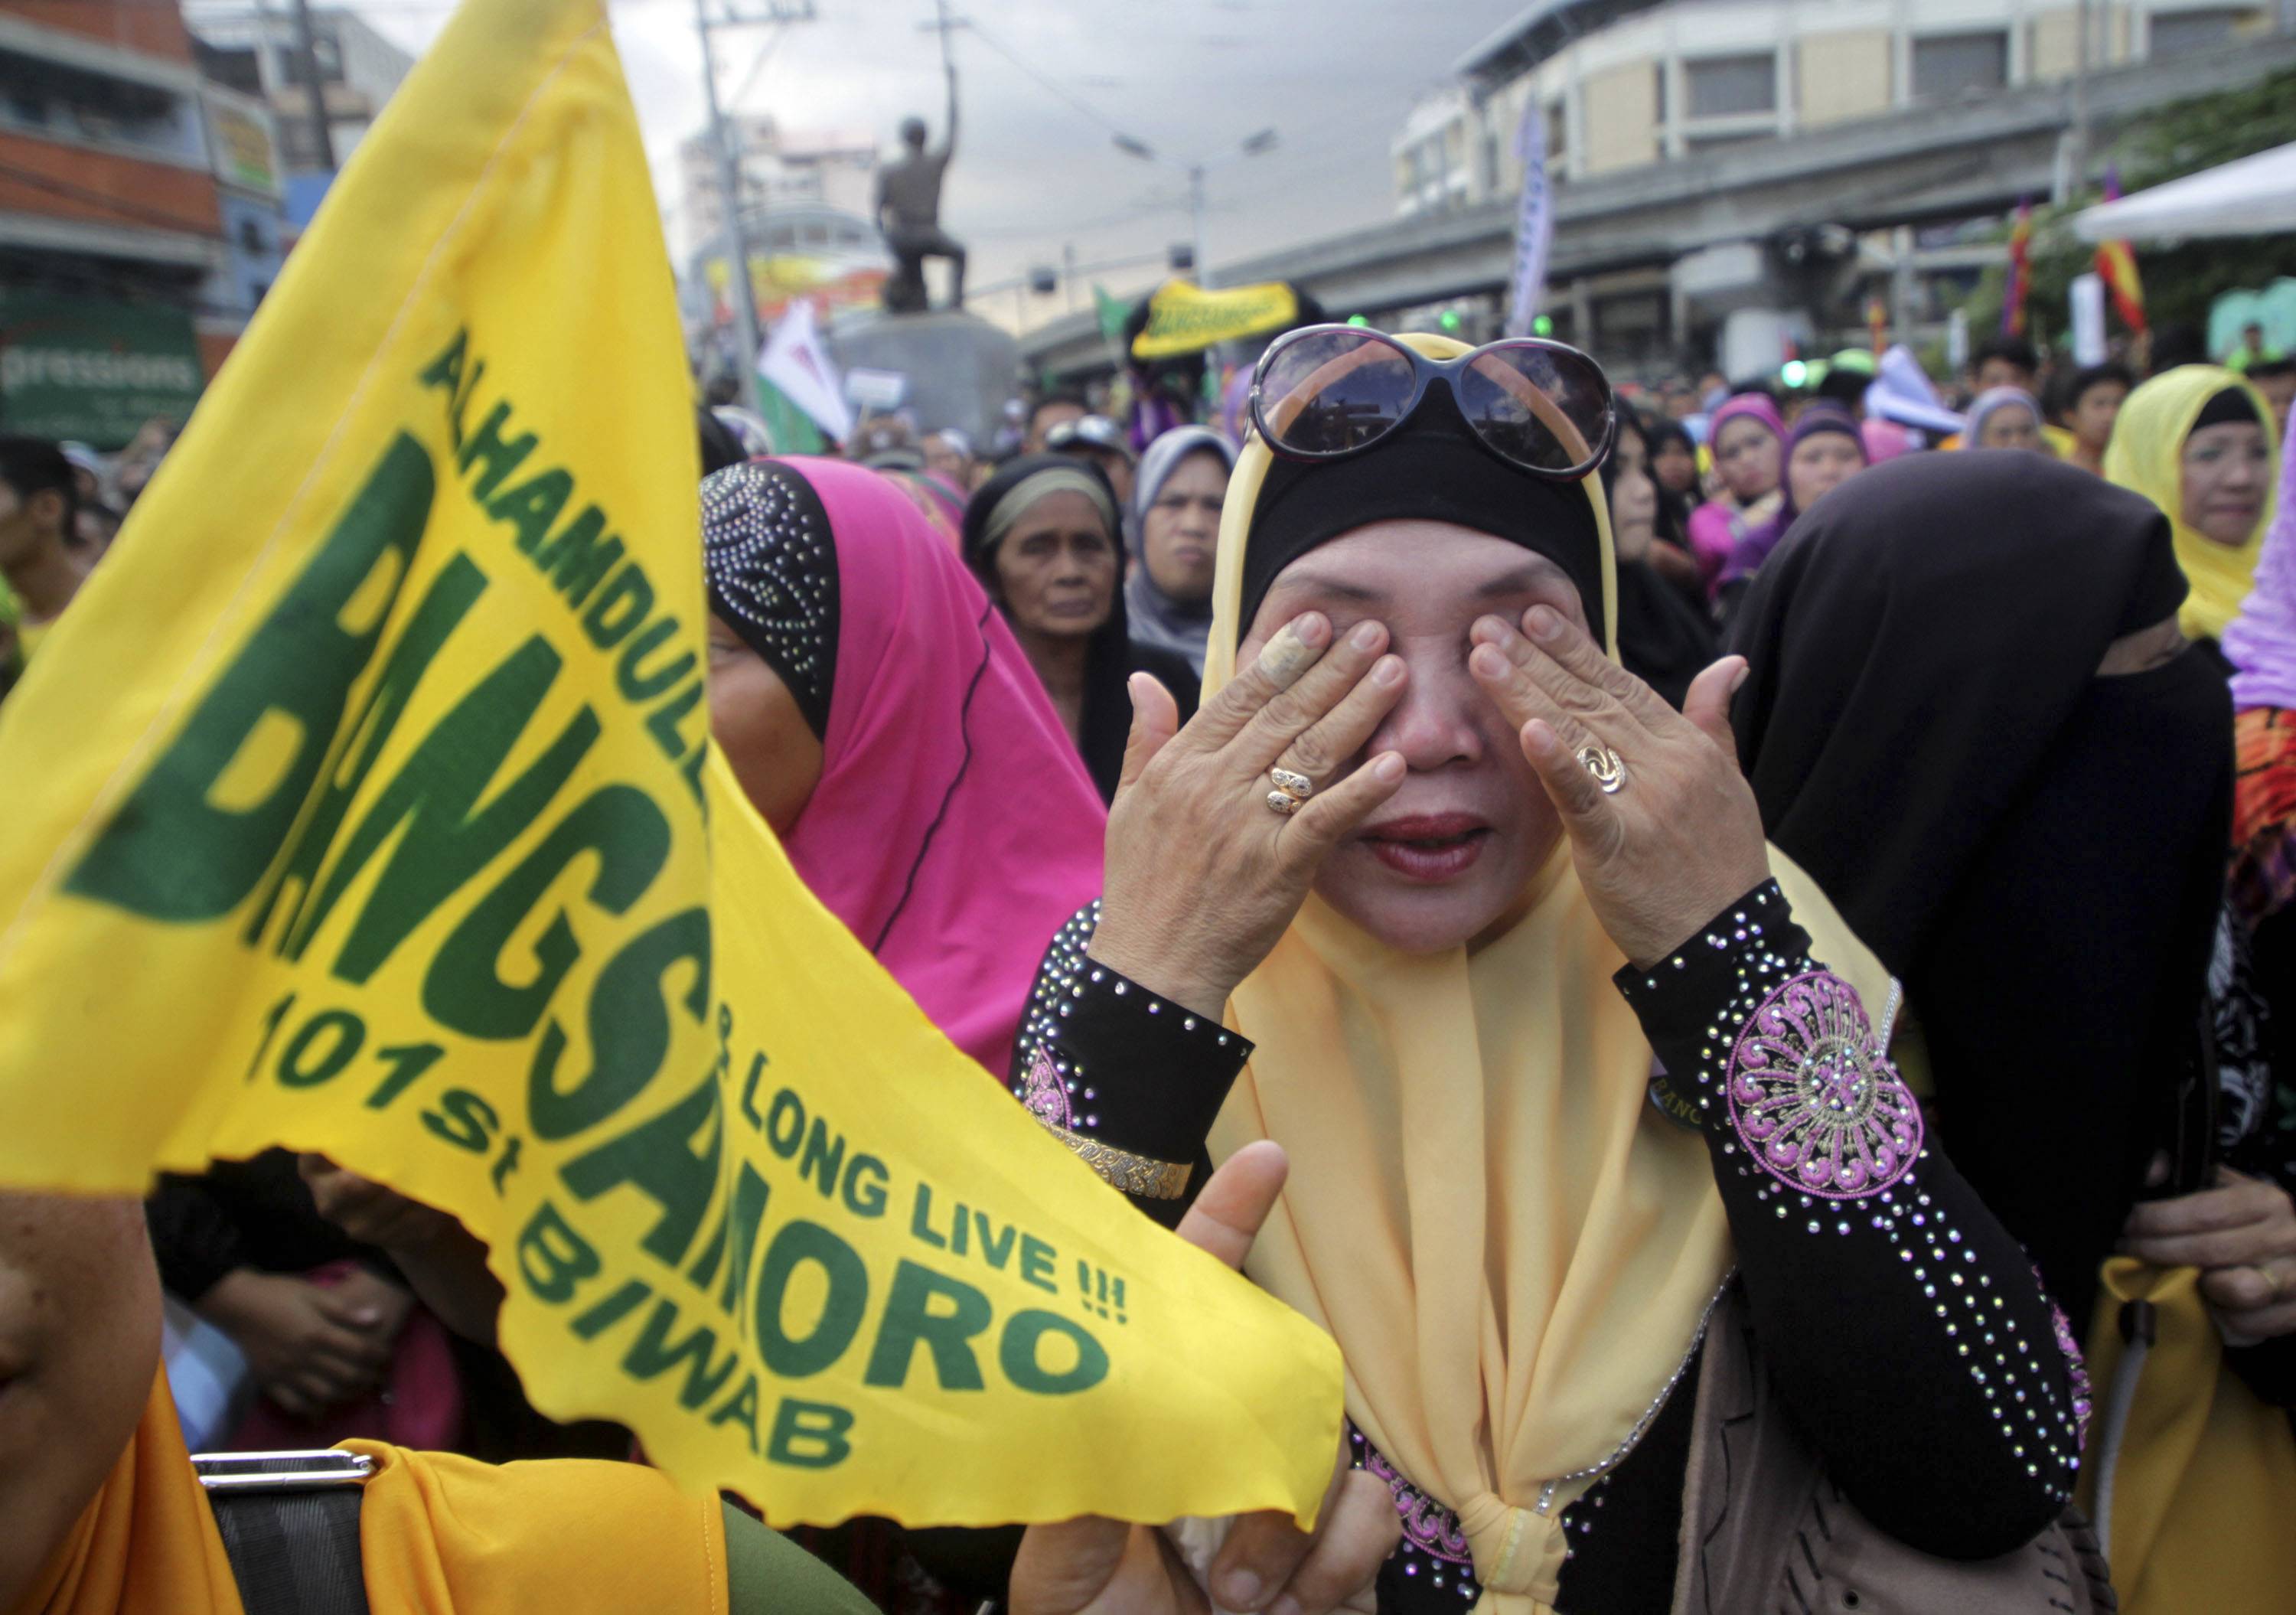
[2095,167,2149,337]
[0,0,1340,1533]
[702,250,888,325]
[2002,198,2033,339]
[1130,279,1300,361]
[1503,99,1552,340]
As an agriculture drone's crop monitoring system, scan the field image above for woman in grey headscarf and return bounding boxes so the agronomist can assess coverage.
[1126,426,1237,677]
[1966,387,2050,454]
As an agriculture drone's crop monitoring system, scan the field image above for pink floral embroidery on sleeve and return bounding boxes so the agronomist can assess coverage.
[1727,971,1923,1201]
[1019,1045,1074,1130]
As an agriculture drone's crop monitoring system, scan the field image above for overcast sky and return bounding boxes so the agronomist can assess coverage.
[346,0,1531,309]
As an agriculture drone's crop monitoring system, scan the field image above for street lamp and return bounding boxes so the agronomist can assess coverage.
[1113,126,1280,284]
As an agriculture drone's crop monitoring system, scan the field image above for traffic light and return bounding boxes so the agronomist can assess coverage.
[1780,359,1810,388]
[1438,309,1462,332]
[1531,315,1553,337]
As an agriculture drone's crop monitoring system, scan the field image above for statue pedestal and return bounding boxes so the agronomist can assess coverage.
[828,309,1020,447]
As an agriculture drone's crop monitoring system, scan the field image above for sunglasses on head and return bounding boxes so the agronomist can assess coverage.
[1249,325,1616,480]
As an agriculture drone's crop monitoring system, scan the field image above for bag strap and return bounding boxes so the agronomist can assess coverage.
[194,1450,373,1615]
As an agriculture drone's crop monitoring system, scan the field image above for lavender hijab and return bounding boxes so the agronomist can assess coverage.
[1720,404,1869,586]
[1685,393,1788,589]
[2226,409,2296,712]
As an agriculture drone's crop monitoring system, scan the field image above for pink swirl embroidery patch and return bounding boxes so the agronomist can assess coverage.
[2047,1290,2095,1448]
[1728,971,1923,1200]
[1019,1046,1073,1130]
[1364,1448,1473,1564]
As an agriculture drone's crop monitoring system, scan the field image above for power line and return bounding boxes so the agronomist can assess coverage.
[725,23,789,109]
[0,162,225,237]
[952,15,1139,144]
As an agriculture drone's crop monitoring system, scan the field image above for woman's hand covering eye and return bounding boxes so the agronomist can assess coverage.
[1087,612,1409,1020]
[1468,606,1769,969]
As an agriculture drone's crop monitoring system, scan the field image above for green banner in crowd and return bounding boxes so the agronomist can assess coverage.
[0,292,207,450]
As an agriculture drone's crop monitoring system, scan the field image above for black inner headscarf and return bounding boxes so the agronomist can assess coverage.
[2195,386,2267,431]
[1241,382,1607,644]
[702,461,840,742]
[1729,452,2229,1322]
[697,406,746,477]
[962,453,1140,800]
[1642,416,1698,544]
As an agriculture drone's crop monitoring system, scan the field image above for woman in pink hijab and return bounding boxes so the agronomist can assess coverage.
[703,456,1107,1076]
[1684,393,1785,594]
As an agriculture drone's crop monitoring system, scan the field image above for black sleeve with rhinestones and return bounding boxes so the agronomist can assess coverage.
[1616,880,2089,1561]
[1007,900,1255,1227]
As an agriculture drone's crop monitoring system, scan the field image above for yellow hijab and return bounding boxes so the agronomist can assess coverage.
[2105,365,2278,642]
[13,1371,729,1615]
[1202,334,1890,1615]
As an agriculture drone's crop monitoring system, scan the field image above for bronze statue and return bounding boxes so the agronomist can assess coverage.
[876,57,964,314]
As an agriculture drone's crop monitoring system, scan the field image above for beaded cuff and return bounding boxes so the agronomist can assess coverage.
[1008,900,1256,1196]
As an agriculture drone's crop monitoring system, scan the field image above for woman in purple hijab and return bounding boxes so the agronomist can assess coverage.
[1684,392,1784,593]
[1716,403,1870,605]
[2224,413,2296,1041]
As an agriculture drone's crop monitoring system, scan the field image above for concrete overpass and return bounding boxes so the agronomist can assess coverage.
[1020,36,2296,377]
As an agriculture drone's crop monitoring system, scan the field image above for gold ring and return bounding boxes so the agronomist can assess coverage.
[1266,789,1303,817]
[1577,744,1627,794]
[1270,767,1313,801]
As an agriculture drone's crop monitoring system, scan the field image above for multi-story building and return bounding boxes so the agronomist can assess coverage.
[1394,0,2278,216]
[680,116,879,250]
[0,2,230,445]
[187,5,412,226]
[1021,0,2293,384]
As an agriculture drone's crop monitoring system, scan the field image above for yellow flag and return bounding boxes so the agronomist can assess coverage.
[1130,280,1300,361]
[0,0,1339,1530]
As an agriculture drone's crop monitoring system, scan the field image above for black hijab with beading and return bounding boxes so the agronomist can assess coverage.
[1729,452,2230,1320]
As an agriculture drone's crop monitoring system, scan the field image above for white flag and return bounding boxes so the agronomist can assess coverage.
[2069,273,2108,367]
[758,298,854,442]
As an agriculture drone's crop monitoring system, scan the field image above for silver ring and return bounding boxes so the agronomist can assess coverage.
[1577,744,1626,795]
[1265,789,1303,817]
[1269,767,1313,801]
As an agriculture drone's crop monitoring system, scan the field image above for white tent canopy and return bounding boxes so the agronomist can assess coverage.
[2074,142,2296,242]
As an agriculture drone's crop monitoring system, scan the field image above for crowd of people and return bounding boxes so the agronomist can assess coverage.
[7,308,2296,1615]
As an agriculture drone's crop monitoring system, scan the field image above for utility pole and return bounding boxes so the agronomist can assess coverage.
[289,0,336,173]
[2068,0,2093,201]
[694,0,815,416]
[1186,165,1207,286]
[1114,128,1275,287]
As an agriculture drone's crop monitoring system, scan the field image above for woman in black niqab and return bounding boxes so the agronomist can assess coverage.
[1730,451,2232,1328]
